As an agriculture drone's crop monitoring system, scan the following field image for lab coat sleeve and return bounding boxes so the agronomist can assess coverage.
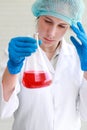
[0,78,20,119]
[79,77,87,121]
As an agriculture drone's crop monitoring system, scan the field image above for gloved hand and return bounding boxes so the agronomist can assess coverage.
[70,22,87,71]
[7,37,41,74]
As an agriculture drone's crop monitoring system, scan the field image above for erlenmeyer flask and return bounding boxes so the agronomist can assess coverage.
[22,33,52,88]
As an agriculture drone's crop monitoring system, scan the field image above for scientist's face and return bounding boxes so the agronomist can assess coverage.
[37,15,70,49]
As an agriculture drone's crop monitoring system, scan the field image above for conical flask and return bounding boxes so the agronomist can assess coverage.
[22,33,52,88]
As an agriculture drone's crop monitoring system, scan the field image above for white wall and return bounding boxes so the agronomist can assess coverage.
[0,0,87,130]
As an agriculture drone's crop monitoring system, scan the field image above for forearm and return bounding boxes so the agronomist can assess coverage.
[79,73,87,121]
[2,67,19,101]
[84,71,87,80]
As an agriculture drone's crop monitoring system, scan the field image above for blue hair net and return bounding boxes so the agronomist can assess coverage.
[31,0,85,25]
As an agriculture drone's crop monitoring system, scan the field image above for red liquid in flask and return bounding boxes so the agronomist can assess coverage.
[22,70,52,88]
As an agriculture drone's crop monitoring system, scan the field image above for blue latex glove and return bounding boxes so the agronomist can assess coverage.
[70,22,87,71]
[7,37,41,74]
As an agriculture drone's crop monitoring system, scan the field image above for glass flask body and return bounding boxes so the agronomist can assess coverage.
[22,51,52,88]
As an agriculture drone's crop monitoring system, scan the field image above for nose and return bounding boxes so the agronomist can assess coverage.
[47,25,57,38]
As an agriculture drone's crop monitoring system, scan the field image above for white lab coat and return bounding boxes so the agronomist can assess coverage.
[0,39,87,130]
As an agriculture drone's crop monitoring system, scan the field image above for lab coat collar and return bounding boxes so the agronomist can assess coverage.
[60,38,72,56]
[50,38,73,76]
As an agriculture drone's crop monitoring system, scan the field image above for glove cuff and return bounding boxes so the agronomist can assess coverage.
[81,62,87,71]
[7,60,23,74]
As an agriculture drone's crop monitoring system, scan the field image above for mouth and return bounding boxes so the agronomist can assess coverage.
[44,37,55,43]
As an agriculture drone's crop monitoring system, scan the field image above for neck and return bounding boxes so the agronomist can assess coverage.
[41,42,61,60]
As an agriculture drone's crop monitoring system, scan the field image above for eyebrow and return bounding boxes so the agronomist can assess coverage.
[44,16,69,25]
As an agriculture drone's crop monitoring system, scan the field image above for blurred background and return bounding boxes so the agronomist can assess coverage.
[0,0,87,130]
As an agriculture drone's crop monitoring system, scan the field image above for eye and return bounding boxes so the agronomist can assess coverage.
[58,24,68,29]
[58,25,66,28]
[44,20,52,24]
